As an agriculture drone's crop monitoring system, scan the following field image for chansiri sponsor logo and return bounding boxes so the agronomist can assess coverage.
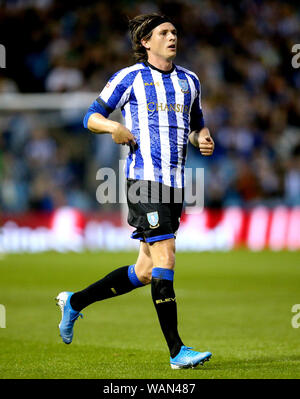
[147,102,190,113]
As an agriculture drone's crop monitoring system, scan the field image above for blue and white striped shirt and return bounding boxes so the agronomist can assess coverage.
[84,62,204,188]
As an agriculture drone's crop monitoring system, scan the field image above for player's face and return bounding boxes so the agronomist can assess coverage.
[143,22,177,61]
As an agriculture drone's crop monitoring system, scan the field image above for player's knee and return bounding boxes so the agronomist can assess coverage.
[135,265,152,285]
[166,254,175,269]
[162,241,175,268]
[161,246,175,268]
[138,270,152,285]
[149,238,176,269]
[156,252,175,269]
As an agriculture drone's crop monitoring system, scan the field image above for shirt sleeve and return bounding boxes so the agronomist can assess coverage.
[190,79,205,132]
[83,99,108,128]
[83,68,135,129]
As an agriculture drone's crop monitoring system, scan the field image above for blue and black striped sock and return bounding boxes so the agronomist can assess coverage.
[70,264,144,312]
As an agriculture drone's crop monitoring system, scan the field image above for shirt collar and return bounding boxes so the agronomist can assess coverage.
[144,61,175,75]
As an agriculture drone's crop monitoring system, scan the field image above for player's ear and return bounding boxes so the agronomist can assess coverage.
[141,38,150,50]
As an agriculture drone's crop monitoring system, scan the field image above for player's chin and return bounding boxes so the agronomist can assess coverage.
[166,49,177,59]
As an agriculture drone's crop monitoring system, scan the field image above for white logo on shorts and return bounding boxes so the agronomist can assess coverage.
[147,211,160,229]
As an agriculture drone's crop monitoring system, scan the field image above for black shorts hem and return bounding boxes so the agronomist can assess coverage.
[130,231,145,241]
[130,231,175,243]
[145,233,175,243]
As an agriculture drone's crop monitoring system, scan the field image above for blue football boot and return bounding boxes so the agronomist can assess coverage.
[170,345,212,369]
[56,291,83,344]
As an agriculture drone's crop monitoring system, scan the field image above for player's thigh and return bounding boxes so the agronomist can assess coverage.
[135,241,153,284]
[148,238,176,270]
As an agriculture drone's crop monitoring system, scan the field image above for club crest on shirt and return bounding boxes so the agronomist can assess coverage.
[147,211,160,229]
[178,79,189,93]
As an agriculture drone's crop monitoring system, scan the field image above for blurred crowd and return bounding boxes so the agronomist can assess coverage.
[0,0,300,212]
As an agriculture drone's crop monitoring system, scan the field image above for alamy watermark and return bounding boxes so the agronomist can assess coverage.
[0,304,6,328]
[0,44,6,68]
[291,304,300,329]
[95,161,205,212]
[291,44,300,69]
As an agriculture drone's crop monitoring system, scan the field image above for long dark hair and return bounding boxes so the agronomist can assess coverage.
[128,14,169,63]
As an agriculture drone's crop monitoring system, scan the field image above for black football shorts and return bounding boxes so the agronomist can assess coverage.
[126,179,184,244]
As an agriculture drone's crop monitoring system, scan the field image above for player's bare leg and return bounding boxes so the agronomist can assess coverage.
[134,241,153,284]
[148,238,176,270]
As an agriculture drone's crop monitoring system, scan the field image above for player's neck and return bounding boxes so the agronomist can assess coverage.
[146,55,173,72]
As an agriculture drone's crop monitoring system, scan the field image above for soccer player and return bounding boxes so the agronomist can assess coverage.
[56,13,214,369]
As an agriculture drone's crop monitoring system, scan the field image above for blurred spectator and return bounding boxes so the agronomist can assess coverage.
[45,56,83,92]
[0,75,19,93]
[25,127,56,167]
[284,145,300,205]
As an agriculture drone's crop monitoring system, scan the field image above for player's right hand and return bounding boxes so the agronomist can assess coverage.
[111,122,136,146]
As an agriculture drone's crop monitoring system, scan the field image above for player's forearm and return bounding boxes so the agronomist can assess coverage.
[87,113,119,135]
[189,127,211,147]
[87,112,136,145]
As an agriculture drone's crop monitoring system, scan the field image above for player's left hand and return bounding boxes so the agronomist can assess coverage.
[198,132,214,156]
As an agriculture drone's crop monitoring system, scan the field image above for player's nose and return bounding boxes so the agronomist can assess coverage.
[167,31,176,40]
[167,37,176,47]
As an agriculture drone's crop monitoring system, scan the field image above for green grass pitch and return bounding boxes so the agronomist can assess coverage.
[0,250,300,379]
